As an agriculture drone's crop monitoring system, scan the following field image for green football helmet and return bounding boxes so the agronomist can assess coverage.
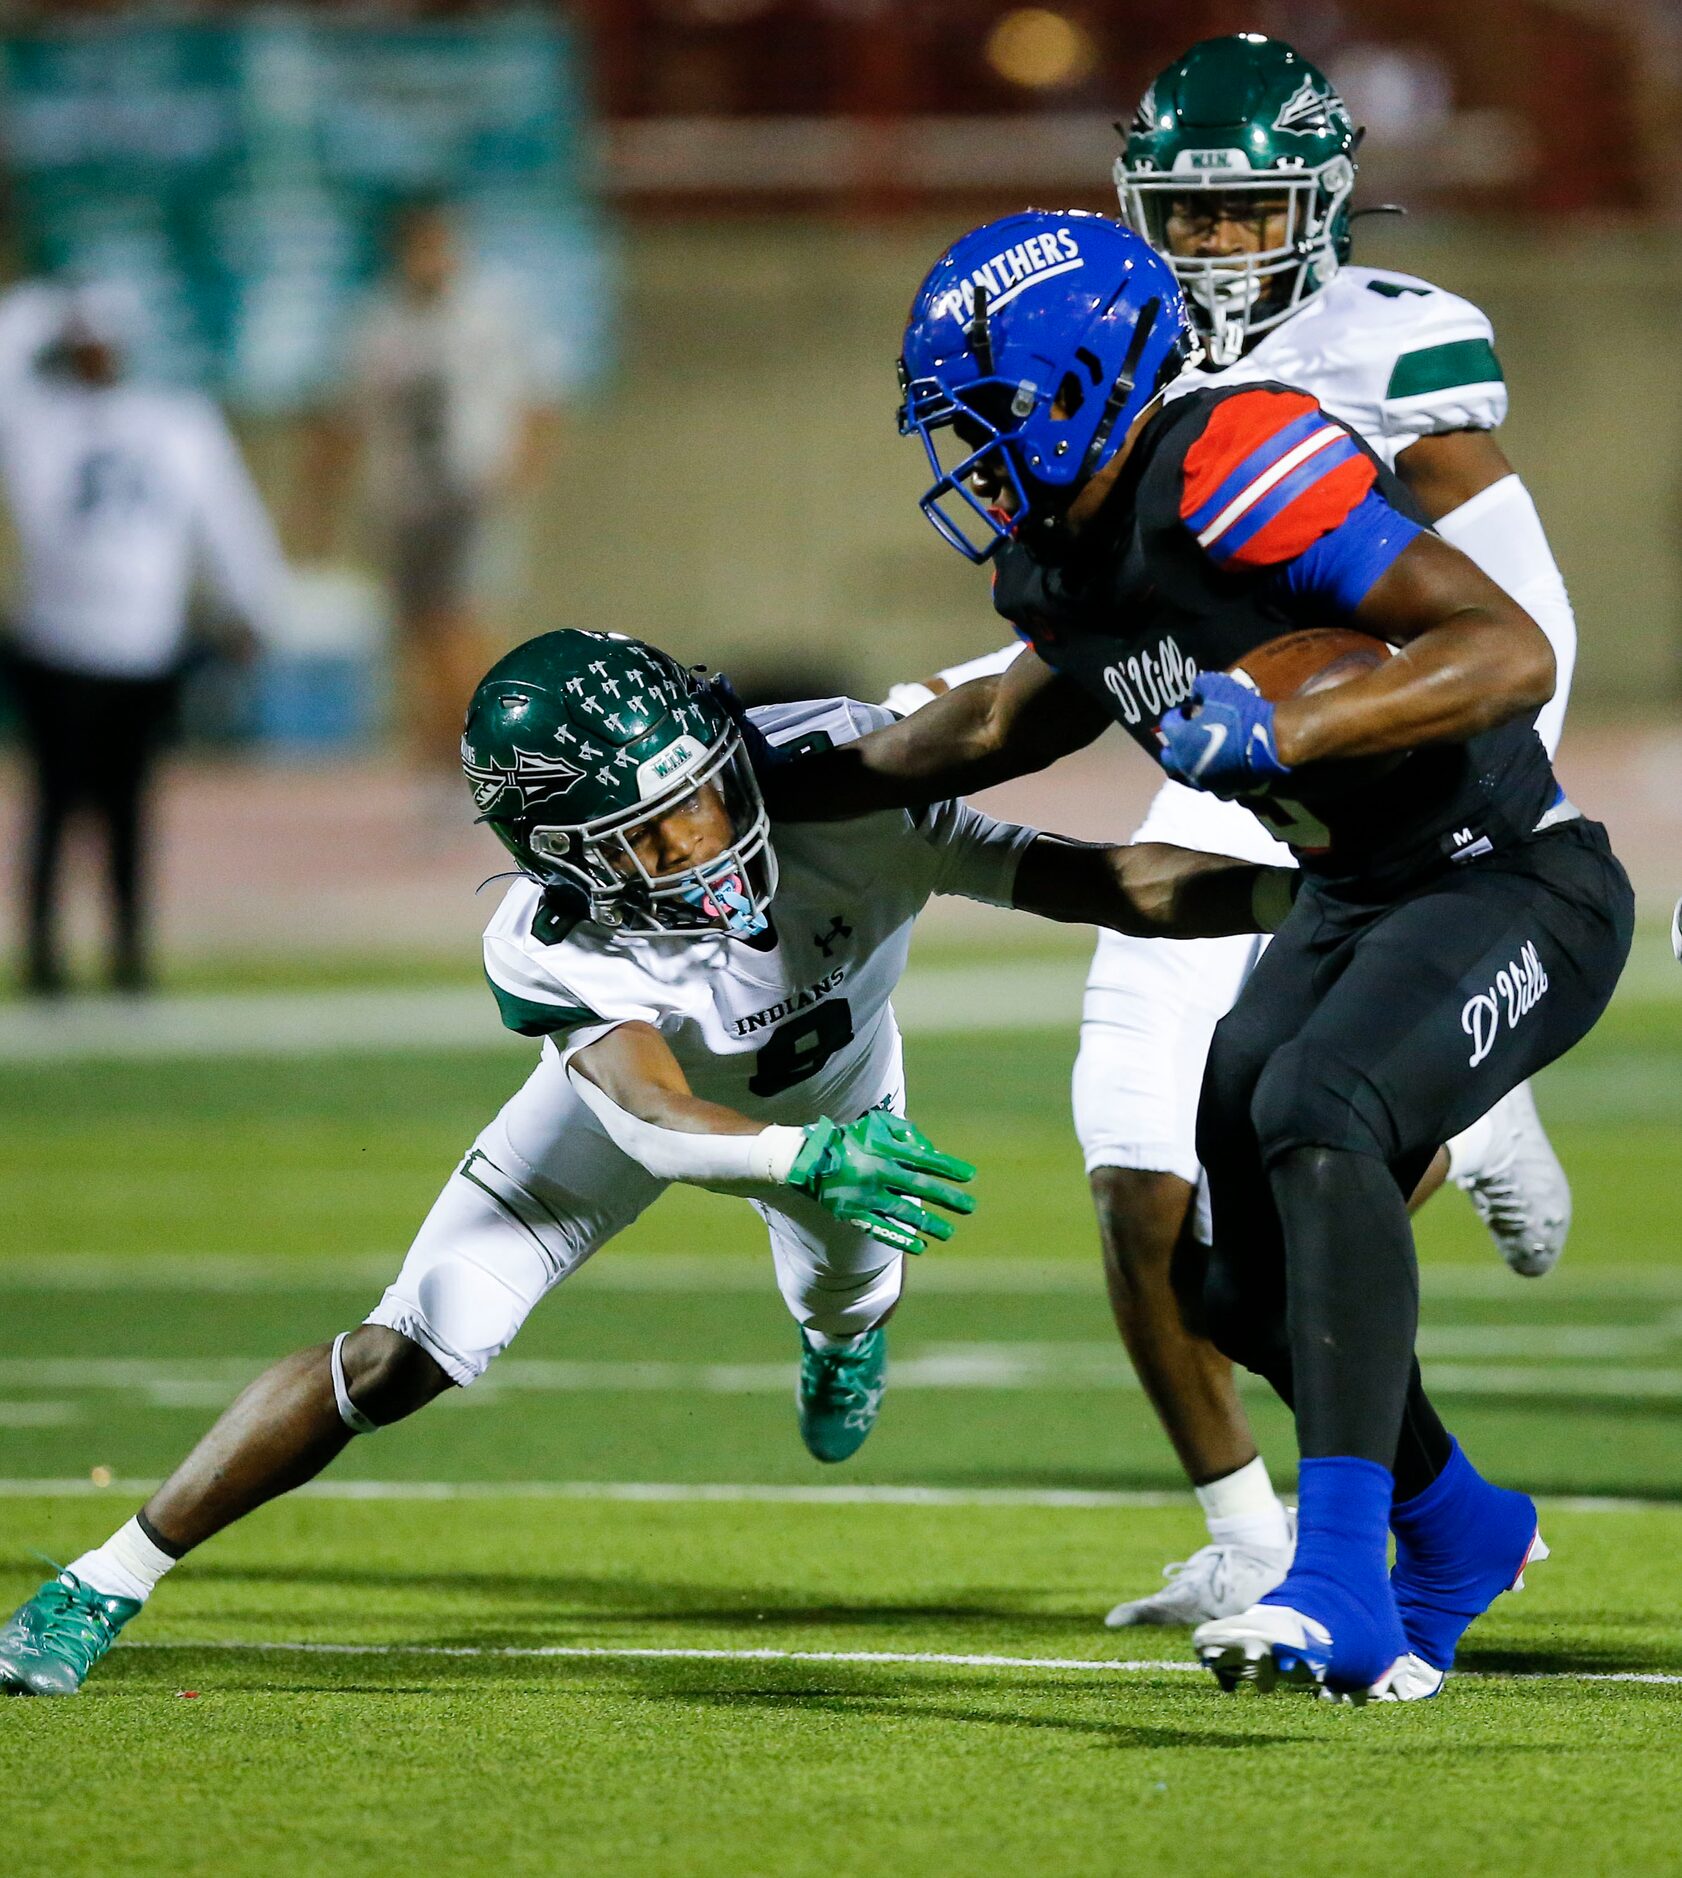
[1116,34,1359,366]
[461,629,776,939]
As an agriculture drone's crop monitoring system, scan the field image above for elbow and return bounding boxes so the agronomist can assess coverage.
[1511,617,1557,717]
[1468,612,1554,729]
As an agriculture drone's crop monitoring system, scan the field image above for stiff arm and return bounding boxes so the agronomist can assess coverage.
[768,648,1108,821]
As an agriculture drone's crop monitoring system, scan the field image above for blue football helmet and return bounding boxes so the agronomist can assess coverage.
[899,209,1198,561]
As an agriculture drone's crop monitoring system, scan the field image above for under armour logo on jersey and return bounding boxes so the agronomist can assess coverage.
[1461,941,1549,1067]
[813,915,853,958]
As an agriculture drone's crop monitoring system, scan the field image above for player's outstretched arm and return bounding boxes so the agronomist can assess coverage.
[1012,836,1298,939]
[1273,531,1556,767]
[769,648,1109,822]
[568,1023,974,1253]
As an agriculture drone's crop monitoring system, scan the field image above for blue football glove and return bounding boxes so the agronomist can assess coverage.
[1157,672,1292,798]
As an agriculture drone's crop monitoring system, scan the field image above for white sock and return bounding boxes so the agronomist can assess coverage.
[67,1516,179,1604]
[1445,1106,1497,1183]
[1195,1456,1291,1552]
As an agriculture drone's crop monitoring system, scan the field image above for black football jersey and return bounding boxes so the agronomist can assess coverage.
[992,381,1559,892]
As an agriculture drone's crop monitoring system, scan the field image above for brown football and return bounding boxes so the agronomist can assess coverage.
[1227,627,1401,791]
[1228,627,1392,701]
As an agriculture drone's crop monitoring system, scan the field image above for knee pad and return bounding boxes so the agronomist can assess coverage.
[1249,1039,1393,1166]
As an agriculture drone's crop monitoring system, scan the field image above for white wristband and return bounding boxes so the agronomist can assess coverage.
[568,1067,806,1190]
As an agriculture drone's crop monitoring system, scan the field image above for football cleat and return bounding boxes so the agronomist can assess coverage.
[1451,1081,1571,1277]
[1322,1652,1445,1705]
[797,1327,887,1464]
[1321,1539,1547,1707]
[1105,1521,1294,1629]
[1193,1602,1392,1703]
[0,1571,141,1696]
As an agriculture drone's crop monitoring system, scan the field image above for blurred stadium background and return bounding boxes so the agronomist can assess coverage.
[0,0,1676,976]
[3,12,1682,1867]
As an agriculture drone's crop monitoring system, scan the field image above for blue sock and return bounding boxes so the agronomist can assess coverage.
[1391,1439,1539,1672]
[1262,1456,1404,1690]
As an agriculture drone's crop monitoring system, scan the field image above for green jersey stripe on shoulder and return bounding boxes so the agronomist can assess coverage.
[1386,338,1504,401]
[484,969,599,1038]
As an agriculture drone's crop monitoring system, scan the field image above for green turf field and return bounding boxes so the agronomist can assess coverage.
[3,975,1681,1875]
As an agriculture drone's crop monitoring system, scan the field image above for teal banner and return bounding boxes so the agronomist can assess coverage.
[0,12,612,407]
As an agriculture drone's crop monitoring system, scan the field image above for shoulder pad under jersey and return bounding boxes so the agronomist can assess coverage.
[1173,385,1379,571]
[1202,267,1508,455]
[480,878,606,1038]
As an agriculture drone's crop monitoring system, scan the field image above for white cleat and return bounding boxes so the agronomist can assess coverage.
[1105,1522,1294,1629]
[1193,1603,1364,1699]
[1325,1532,1552,1706]
[1322,1653,1445,1705]
[1451,1082,1571,1278]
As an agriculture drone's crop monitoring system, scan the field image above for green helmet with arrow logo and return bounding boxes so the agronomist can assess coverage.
[461,629,776,939]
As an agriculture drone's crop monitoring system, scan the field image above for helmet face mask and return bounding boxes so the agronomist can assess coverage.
[524,734,777,940]
[463,630,777,942]
[1116,36,1360,367]
[899,370,1041,562]
[1119,157,1355,366]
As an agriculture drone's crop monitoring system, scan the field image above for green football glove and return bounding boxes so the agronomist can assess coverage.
[787,1111,976,1254]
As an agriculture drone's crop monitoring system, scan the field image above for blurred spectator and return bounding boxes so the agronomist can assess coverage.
[301,197,562,812]
[0,283,289,997]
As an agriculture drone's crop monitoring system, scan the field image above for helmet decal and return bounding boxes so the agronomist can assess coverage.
[929,225,1083,328]
[1273,77,1338,135]
[462,743,586,814]
[635,733,707,800]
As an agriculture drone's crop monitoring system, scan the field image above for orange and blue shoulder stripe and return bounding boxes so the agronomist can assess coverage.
[1179,388,1377,570]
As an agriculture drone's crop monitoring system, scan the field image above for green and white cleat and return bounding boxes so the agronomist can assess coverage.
[797,1327,886,1464]
[0,1571,141,1696]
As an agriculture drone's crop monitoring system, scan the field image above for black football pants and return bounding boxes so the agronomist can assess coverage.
[10,652,179,992]
[1192,817,1634,1498]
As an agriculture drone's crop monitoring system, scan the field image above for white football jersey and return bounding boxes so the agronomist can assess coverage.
[1167,264,1508,470]
[481,697,1036,1127]
[0,374,288,678]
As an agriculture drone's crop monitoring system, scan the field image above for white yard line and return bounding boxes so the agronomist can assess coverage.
[0,1477,1675,1514]
[6,1346,1682,1401]
[5,1253,1682,1301]
[0,961,1091,1063]
[4,953,1665,1064]
[112,1637,1682,1687]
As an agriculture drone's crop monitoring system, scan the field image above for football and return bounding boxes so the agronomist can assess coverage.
[1228,627,1401,790]
[1228,626,1393,701]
